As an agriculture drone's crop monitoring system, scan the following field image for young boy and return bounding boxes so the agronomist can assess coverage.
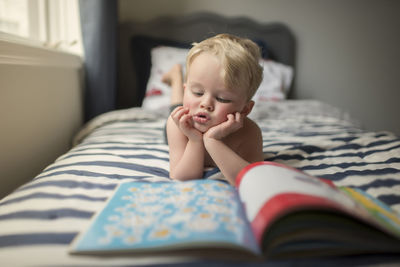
[164,34,264,185]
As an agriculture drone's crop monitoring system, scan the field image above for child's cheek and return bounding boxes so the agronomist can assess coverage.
[182,102,192,112]
[216,110,231,124]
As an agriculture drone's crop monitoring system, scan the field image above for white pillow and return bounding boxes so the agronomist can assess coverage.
[252,59,294,102]
[142,46,294,113]
[141,46,188,114]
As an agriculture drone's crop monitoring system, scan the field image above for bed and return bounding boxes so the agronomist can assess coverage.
[1,12,400,266]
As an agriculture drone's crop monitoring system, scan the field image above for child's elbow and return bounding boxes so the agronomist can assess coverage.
[169,170,201,182]
[169,170,186,181]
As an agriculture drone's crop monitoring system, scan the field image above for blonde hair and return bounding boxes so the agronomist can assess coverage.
[186,33,263,101]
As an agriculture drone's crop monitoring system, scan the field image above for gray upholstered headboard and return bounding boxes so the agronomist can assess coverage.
[117,12,296,109]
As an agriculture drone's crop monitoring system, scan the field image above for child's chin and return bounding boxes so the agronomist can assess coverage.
[193,124,209,133]
[195,127,208,133]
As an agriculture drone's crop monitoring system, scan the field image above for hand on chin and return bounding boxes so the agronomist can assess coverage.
[203,112,243,140]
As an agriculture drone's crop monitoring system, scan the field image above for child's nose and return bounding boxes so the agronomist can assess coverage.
[200,96,214,111]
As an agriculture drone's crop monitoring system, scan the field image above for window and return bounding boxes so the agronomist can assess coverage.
[0,0,83,56]
[0,0,29,38]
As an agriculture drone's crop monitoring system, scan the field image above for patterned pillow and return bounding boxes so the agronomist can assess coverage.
[253,59,293,102]
[130,36,191,106]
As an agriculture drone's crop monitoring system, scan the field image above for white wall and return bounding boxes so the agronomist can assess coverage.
[0,41,83,198]
[119,0,400,135]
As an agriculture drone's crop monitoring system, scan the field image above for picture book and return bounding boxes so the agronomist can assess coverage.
[70,161,400,259]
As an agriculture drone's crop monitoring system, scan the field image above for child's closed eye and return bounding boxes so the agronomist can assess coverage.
[216,97,231,103]
[192,91,203,96]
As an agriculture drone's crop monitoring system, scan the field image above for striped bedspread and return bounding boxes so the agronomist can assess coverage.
[1,100,399,266]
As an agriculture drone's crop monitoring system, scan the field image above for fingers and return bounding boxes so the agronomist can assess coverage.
[170,106,192,128]
[172,107,193,130]
[170,106,203,141]
[235,111,242,122]
[204,112,243,140]
[171,106,188,124]
[179,113,192,128]
[226,112,243,128]
[226,113,234,122]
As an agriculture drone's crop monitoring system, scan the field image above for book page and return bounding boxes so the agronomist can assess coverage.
[237,162,357,223]
[340,187,400,236]
[71,180,260,255]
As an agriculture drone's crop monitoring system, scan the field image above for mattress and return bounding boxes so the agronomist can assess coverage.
[1,100,399,266]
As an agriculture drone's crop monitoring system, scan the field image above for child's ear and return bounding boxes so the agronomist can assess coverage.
[240,100,255,117]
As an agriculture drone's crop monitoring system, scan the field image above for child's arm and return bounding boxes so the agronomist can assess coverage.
[203,113,263,185]
[167,107,205,181]
[164,64,205,180]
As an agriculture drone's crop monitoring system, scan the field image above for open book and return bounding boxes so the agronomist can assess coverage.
[70,162,400,259]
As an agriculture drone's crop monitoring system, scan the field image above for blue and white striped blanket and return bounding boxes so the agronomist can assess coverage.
[1,100,399,266]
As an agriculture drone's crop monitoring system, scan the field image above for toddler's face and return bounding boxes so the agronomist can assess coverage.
[183,52,249,133]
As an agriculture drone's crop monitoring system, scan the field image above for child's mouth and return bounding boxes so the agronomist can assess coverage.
[193,112,210,124]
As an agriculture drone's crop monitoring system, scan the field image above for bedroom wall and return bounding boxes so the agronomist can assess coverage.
[0,42,83,199]
[119,0,400,136]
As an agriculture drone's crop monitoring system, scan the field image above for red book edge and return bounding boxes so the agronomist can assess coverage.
[235,161,340,244]
[236,161,335,188]
[250,192,343,244]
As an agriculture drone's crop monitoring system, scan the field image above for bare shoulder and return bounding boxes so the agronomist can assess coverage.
[242,117,262,138]
[227,117,262,146]
[234,117,263,162]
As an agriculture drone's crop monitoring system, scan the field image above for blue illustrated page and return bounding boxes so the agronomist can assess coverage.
[72,180,259,254]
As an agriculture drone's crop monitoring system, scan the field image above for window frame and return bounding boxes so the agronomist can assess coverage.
[0,0,83,57]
